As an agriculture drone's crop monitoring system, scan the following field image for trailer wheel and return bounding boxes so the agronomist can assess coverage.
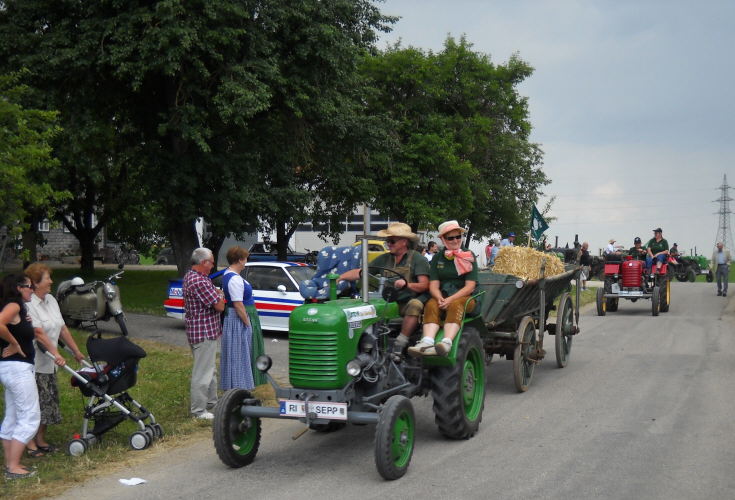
[374,395,414,480]
[596,287,606,316]
[513,316,537,392]
[651,287,660,316]
[555,293,574,368]
[213,389,261,468]
[430,326,485,439]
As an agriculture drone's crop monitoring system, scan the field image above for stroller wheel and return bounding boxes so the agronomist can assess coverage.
[68,439,87,457]
[152,424,164,439]
[129,431,151,451]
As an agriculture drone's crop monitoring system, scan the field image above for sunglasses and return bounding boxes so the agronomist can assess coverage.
[18,284,33,289]
[443,234,463,241]
[386,239,403,245]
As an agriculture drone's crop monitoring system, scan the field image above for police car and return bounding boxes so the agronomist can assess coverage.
[164,262,315,332]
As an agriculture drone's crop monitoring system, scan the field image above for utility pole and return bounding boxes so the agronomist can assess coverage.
[713,174,733,250]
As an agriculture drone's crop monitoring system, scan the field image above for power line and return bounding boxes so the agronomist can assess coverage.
[713,174,733,250]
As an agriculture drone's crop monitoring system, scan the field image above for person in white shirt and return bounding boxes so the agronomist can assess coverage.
[24,263,85,457]
[711,242,731,297]
[500,233,515,247]
[605,239,622,256]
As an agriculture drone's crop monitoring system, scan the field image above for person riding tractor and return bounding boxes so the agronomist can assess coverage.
[338,222,429,360]
[645,228,669,274]
[628,237,647,261]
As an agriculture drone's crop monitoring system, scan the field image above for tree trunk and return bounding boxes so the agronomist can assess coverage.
[21,228,38,269]
[170,220,200,275]
[275,220,288,261]
[78,230,97,272]
[204,232,226,271]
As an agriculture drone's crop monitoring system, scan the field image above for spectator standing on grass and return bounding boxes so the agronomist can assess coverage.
[183,248,225,420]
[24,263,85,457]
[712,242,731,297]
[0,274,40,479]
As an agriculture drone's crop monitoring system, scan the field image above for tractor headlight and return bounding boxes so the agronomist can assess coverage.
[346,360,362,377]
[255,355,272,373]
[515,280,524,289]
[103,283,117,300]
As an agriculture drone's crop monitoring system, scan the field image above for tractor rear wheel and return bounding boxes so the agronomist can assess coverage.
[596,287,606,316]
[213,389,261,468]
[374,395,414,480]
[430,326,485,439]
[513,316,537,392]
[555,293,574,368]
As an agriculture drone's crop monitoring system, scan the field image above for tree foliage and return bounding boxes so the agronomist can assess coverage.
[362,37,548,240]
[0,71,65,242]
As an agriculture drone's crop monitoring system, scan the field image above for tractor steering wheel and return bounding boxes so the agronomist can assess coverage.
[365,267,409,302]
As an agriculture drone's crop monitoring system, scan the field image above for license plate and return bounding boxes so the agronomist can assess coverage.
[279,400,348,420]
[620,290,643,296]
[611,283,620,293]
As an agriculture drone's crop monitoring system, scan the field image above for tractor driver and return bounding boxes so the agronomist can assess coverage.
[628,237,647,261]
[339,222,429,360]
[645,227,669,273]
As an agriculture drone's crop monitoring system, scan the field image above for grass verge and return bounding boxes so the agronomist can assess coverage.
[0,330,275,499]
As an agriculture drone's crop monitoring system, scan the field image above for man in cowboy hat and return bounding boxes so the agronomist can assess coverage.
[605,238,622,256]
[339,222,430,359]
[645,227,669,273]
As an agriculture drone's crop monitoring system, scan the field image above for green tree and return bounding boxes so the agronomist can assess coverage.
[362,37,547,239]
[0,72,65,265]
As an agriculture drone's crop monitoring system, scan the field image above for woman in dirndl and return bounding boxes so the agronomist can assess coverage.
[220,246,266,390]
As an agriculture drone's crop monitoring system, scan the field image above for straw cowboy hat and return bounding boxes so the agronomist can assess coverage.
[377,222,419,243]
[437,220,467,238]
[609,238,616,244]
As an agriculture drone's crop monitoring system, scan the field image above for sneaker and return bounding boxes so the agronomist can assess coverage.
[407,340,434,358]
[434,340,452,357]
[194,411,215,420]
[717,291,722,296]
[724,293,727,297]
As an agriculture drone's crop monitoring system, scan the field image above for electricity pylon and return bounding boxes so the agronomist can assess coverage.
[713,174,733,250]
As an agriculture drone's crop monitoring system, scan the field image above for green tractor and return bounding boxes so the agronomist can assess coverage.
[212,244,486,480]
[680,255,714,282]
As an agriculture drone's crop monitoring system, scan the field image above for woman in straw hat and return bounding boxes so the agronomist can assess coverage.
[408,220,477,357]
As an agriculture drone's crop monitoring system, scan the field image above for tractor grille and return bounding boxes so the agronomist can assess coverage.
[622,260,643,288]
[289,329,341,389]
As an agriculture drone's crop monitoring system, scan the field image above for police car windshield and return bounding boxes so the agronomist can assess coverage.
[286,266,315,283]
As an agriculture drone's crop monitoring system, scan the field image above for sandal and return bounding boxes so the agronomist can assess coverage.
[4,468,37,480]
[26,448,46,458]
[37,444,57,453]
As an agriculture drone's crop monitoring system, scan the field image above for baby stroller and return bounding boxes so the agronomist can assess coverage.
[41,335,162,456]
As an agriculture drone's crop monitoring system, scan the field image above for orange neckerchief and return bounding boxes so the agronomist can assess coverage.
[444,249,474,275]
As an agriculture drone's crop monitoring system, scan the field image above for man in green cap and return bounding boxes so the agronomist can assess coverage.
[645,228,669,273]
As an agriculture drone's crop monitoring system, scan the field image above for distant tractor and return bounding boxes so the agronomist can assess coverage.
[596,255,670,316]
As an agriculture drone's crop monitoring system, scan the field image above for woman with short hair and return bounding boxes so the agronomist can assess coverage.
[220,246,266,390]
[24,263,85,456]
[0,274,40,479]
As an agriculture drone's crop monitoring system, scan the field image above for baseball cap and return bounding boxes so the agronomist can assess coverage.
[652,227,662,233]
[634,237,641,243]
[508,232,516,237]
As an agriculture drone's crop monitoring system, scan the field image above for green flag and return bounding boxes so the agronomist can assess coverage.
[530,204,549,240]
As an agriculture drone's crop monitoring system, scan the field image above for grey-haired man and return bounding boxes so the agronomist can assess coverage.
[712,242,731,297]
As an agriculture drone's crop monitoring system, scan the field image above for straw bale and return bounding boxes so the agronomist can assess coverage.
[493,246,565,280]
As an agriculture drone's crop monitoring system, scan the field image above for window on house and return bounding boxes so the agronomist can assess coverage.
[38,219,50,232]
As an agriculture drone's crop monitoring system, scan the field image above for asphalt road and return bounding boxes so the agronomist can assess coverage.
[56,282,734,500]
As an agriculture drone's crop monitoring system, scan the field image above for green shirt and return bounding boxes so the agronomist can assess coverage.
[645,237,669,256]
[369,250,429,302]
[628,246,647,261]
[429,248,479,297]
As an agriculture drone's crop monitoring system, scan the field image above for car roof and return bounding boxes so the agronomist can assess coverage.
[244,261,311,268]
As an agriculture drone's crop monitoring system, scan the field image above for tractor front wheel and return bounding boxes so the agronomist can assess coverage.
[374,395,415,480]
[430,326,485,439]
[651,287,660,316]
[596,287,606,316]
[213,389,261,468]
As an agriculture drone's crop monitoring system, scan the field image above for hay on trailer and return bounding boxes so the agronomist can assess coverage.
[493,246,565,280]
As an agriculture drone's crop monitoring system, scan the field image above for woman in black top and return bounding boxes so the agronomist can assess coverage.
[0,274,40,479]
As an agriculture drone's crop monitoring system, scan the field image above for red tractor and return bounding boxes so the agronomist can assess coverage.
[596,254,671,316]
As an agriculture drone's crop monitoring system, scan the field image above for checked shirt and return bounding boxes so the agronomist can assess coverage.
[183,269,222,345]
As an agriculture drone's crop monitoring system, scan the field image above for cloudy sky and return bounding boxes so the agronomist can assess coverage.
[379,0,734,255]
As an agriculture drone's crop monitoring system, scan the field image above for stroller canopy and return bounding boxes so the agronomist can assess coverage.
[87,336,146,366]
